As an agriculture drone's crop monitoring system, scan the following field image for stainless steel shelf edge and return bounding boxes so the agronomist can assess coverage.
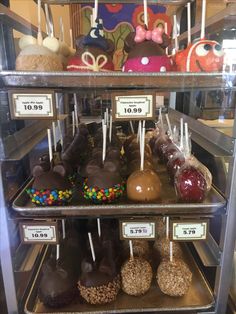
[12,178,226,217]
[1,71,236,91]
[193,233,221,267]
[43,0,193,4]
[168,108,234,156]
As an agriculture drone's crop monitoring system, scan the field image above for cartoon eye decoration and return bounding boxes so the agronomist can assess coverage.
[213,44,224,57]
[195,43,212,57]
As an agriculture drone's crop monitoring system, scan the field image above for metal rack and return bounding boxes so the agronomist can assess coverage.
[1,2,236,314]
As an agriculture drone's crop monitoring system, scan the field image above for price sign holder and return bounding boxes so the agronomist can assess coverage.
[9,89,56,120]
[170,219,209,242]
[19,221,59,244]
[112,91,155,121]
[119,219,156,240]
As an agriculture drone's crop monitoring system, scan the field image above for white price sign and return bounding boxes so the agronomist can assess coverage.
[121,221,156,239]
[172,221,208,241]
[9,90,56,119]
[113,93,154,121]
[20,223,58,244]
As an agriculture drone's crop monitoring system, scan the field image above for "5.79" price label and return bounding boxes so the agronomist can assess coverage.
[9,90,56,120]
[120,220,156,240]
[112,92,155,121]
[19,222,58,244]
[171,220,208,241]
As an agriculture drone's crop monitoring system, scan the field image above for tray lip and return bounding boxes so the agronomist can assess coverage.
[12,179,226,216]
[24,245,215,314]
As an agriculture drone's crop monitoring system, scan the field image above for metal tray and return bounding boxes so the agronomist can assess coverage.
[24,246,214,313]
[12,166,226,217]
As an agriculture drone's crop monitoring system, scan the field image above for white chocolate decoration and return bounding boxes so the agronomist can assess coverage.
[19,35,37,50]
[43,36,60,53]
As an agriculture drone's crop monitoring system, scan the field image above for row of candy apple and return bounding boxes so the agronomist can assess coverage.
[15,0,224,73]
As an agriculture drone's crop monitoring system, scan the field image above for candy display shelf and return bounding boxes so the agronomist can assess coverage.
[1,71,236,91]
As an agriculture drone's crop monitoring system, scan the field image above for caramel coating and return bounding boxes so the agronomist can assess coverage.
[127,169,161,202]
[157,259,192,296]
[121,257,152,296]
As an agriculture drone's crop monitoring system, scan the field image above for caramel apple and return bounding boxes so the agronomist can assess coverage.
[127,169,161,202]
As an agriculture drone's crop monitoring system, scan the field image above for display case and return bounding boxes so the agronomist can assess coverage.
[1,1,236,314]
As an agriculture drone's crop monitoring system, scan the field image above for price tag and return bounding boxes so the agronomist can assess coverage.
[171,220,208,241]
[120,220,156,240]
[112,92,155,121]
[19,222,58,244]
[9,90,56,119]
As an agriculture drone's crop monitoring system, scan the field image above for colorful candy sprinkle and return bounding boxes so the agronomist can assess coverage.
[26,188,72,206]
[83,179,126,204]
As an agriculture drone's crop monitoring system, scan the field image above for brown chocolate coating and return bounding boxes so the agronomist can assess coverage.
[121,257,152,296]
[127,169,161,202]
[157,259,192,296]
[124,32,171,59]
[39,262,77,307]
[32,170,71,190]
[87,169,122,189]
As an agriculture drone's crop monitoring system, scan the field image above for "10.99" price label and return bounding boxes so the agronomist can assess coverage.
[9,90,56,119]
[112,92,155,121]
[20,222,58,244]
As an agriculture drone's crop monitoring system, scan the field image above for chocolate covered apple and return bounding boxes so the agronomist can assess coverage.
[67,19,114,72]
[122,26,172,72]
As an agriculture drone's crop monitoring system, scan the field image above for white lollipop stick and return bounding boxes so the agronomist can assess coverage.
[165,114,173,139]
[187,2,191,45]
[173,15,178,52]
[166,216,170,239]
[143,0,148,27]
[62,220,66,239]
[137,120,141,143]
[57,120,63,150]
[159,108,164,129]
[102,119,107,163]
[69,29,73,49]
[52,121,57,152]
[47,129,53,162]
[140,122,145,171]
[184,122,191,157]
[72,111,75,137]
[130,121,134,134]
[129,240,134,259]
[88,233,96,262]
[170,241,173,262]
[164,22,168,55]
[59,17,64,42]
[109,111,112,143]
[74,94,79,129]
[106,108,109,126]
[37,0,43,45]
[201,0,206,39]
[180,118,184,151]
[94,0,98,25]
[97,218,101,238]
[56,244,60,260]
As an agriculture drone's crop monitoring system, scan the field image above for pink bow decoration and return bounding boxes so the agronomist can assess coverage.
[134,25,164,44]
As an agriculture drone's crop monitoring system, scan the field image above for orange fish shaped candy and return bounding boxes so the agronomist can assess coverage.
[175,39,224,72]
